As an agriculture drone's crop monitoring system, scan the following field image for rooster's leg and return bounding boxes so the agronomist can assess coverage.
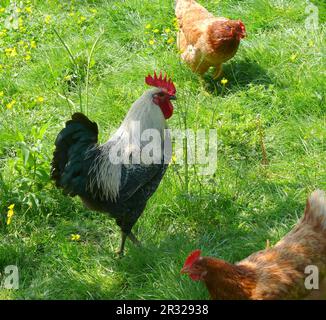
[117,231,141,256]
[128,232,141,246]
[117,231,128,256]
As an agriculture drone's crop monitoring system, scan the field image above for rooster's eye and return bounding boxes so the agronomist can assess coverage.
[157,92,165,97]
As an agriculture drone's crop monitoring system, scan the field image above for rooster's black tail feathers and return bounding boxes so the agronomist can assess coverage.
[51,112,98,196]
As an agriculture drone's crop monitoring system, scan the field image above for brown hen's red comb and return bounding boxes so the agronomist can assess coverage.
[145,71,176,95]
[183,249,201,268]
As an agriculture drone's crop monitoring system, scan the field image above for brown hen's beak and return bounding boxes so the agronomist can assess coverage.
[170,95,177,100]
[180,265,190,274]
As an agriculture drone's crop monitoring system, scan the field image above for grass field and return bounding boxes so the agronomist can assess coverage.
[0,0,325,299]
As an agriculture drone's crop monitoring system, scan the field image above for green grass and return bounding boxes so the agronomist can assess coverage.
[0,0,325,299]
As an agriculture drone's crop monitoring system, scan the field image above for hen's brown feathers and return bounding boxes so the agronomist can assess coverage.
[183,190,326,300]
[175,0,245,77]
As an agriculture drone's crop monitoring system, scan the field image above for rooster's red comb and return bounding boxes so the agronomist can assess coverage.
[183,249,201,268]
[145,71,176,95]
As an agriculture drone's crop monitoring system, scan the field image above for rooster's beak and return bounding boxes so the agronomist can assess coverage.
[170,95,177,100]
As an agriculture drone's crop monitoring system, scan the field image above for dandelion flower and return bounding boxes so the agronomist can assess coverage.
[145,24,151,29]
[25,54,31,61]
[6,100,16,109]
[0,29,7,37]
[25,6,32,14]
[64,75,72,81]
[35,96,44,103]
[44,15,51,24]
[0,8,5,13]
[290,54,297,62]
[7,204,15,225]
[5,47,18,57]
[78,16,86,24]
[68,12,75,17]
[30,40,36,48]
[167,37,175,44]
[221,78,228,86]
[153,28,160,33]
[149,39,155,45]
[71,234,81,241]
[165,28,171,33]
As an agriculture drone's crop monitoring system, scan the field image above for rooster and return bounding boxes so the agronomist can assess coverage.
[51,72,176,255]
[175,0,246,78]
[181,190,326,299]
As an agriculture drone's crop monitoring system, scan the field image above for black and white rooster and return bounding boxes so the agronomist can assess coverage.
[51,72,176,255]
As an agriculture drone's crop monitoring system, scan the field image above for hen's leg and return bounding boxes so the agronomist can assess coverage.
[177,30,187,53]
[194,61,210,76]
[213,64,222,79]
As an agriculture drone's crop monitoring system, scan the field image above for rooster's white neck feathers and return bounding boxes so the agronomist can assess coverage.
[88,88,167,202]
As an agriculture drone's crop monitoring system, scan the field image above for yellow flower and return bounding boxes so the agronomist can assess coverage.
[68,12,75,17]
[308,40,314,47]
[0,8,5,13]
[153,28,160,33]
[71,234,81,241]
[7,204,15,225]
[5,47,18,57]
[6,100,16,109]
[167,37,175,44]
[0,91,3,97]
[19,26,26,32]
[90,8,97,14]
[149,39,155,45]
[25,54,31,61]
[25,6,32,14]
[18,17,24,27]
[16,8,22,13]
[0,29,7,37]
[44,15,51,24]
[35,96,44,103]
[145,24,151,29]
[221,78,228,86]
[78,16,86,24]
[165,28,171,33]
[30,40,36,48]
[290,54,297,62]
[64,75,72,81]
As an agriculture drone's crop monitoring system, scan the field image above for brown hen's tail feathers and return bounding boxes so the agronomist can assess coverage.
[303,190,326,231]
